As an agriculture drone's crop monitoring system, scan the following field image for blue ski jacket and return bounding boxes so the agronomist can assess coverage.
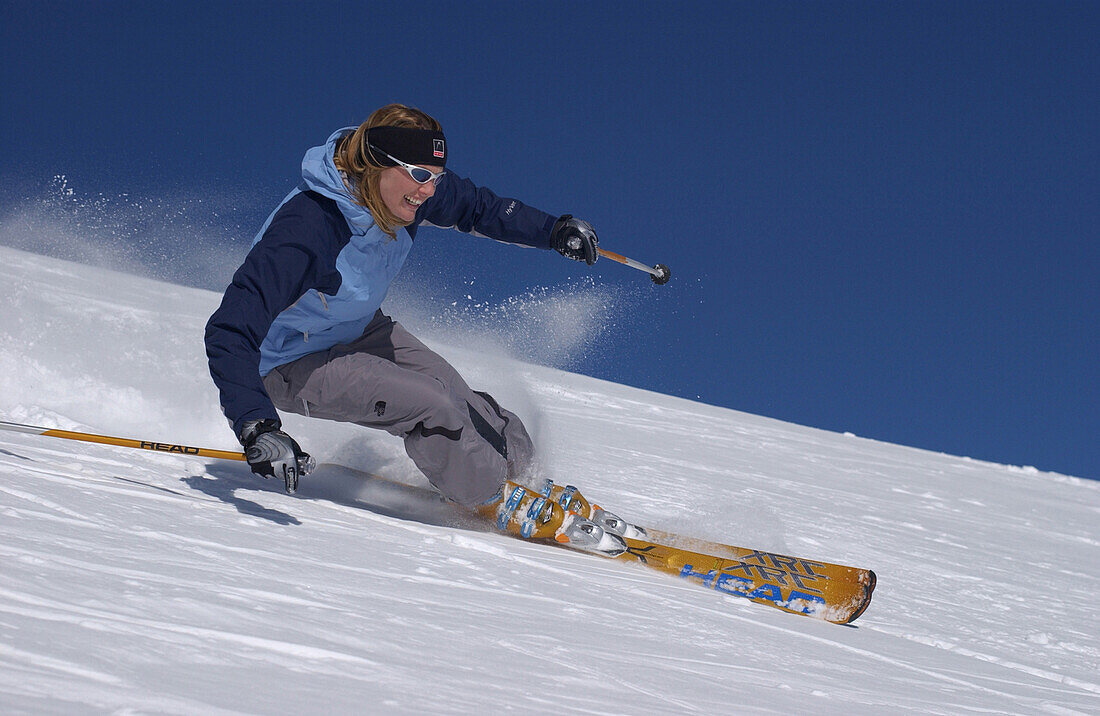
[205,128,557,437]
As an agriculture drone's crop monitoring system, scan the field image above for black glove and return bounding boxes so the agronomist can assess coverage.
[238,419,314,494]
[550,215,599,265]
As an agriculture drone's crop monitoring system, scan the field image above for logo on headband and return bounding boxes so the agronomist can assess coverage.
[433,139,445,159]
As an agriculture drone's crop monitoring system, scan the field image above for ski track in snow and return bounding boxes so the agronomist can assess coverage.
[0,245,1098,714]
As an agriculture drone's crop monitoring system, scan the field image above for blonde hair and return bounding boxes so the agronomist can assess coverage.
[334,104,443,238]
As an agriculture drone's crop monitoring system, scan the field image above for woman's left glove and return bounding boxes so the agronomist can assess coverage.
[238,419,314,494]
[551,215,599,265]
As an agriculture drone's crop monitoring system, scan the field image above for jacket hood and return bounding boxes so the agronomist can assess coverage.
[300,127,376,233]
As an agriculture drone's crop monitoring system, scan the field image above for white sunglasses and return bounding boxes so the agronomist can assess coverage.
[369,144,445,185]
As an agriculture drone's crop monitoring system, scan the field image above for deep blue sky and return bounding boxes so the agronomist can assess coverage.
[2,1,1097,479]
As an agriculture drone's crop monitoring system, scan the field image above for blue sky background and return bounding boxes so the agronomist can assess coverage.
[2,1,1097,479]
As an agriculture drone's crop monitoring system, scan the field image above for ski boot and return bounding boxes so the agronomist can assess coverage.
[477,481,626,556]
[539,480,648,540]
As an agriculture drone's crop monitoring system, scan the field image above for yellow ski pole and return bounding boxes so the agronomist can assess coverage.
[0,419,247,462]
[597,247,671,285]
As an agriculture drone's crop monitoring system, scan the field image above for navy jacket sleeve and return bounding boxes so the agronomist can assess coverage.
[204,191,349,439]
[416,170,557,248]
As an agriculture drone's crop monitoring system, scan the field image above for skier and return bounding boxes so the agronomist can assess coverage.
[205,103,620,549]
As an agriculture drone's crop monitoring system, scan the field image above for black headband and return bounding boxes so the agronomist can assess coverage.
[366,126,447,168]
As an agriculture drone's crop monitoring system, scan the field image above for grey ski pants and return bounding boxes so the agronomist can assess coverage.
[261,311,534,506]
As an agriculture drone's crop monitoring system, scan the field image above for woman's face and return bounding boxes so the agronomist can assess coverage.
[378,164,442,224]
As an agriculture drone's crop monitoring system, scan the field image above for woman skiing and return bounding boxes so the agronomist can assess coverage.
[205,104,620,549]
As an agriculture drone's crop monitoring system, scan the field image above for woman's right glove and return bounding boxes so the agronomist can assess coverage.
[550,215,600,265]
[238,419,314,494]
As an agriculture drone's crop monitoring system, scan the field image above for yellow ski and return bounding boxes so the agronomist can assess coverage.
[598,535,875,624]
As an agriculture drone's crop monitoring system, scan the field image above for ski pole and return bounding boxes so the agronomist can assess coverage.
[0,419,247,462]
[597,247,671,285]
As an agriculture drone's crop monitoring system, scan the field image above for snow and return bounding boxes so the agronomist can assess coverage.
[0,244,1097,714]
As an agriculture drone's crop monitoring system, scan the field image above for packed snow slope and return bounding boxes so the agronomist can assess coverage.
[0,245,1097,715]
